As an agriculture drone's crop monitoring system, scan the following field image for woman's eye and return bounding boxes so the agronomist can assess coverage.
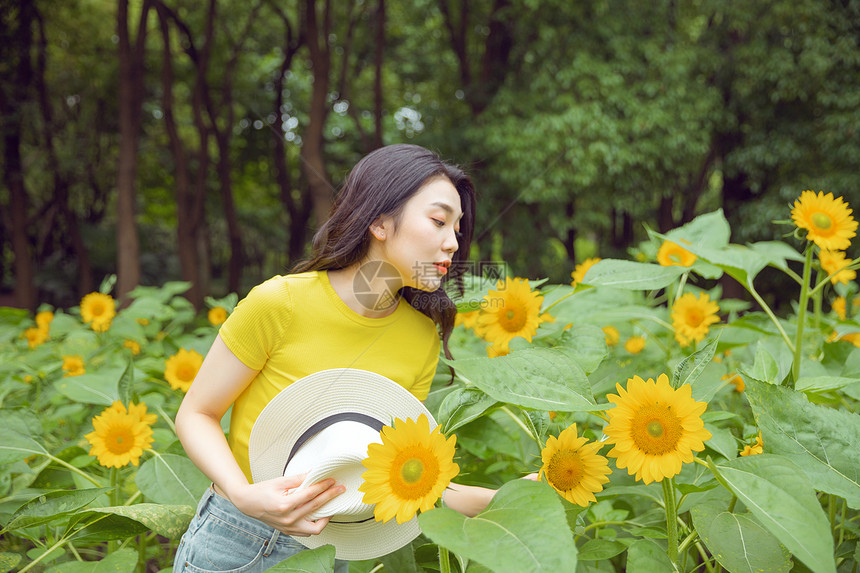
[432,219,445,227]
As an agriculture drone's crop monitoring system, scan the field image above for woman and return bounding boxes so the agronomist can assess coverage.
[173,144,496,572]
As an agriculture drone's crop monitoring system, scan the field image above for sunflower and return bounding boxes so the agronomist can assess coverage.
[604,374,711,484]
[656,240,697,267]
[208,306,228,326]
[109,400,158,426]
[85,401,154,468]
[24,327,49,349]
[624,335,646,354]
[35,311,54,329]
[359,414,459,524]
[80,292,116,332]
[819,250,857,285]
[123,339,141,355]
[571,258,602,287]
[62,355,86,377]
[455,310,479,330]
[740,432,763,457]
[486,342,510,358]
[538,423,611,506]
[602,326,620,347]
[164,348,204,392]
[722,373,745,393]
[791,191,857,251]
[474,277,544,348]
[671,292,720,347]
[839,332,860,348]
[833,296,860,320]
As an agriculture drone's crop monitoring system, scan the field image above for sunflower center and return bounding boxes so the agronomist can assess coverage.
[499,303,527,332]
[178,364,196,381]
[631,404,683,455]
[106,427,135,454]
[684,309,704,327]
[92,303,105,317]
[546,449,584,491]
[390,447,440,499]
[400,458,424,484]
[811,212,832,230]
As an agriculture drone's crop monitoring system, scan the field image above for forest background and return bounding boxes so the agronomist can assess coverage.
[1,0,859,313]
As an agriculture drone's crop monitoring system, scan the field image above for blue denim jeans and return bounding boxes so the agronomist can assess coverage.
[174,487,349,573]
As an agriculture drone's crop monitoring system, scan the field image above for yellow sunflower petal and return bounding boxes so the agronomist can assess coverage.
[791,190,857,251]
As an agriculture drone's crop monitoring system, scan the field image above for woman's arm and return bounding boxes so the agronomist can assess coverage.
[175,335,344,536]
[443,473,539,517]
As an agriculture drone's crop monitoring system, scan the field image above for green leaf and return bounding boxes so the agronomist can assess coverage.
[577,539,626,561]
[0,552,22,572]
[579,259,685,290]
[117,356,134,406]
[672,337,719,389]
[44,548,137,572]
[437,387,498,434]
[54,369,124,406]
[266,545,336,572]
[746,343,781,384]
[744,377,860,509]
[418,480,577,572]
[795,376,858,393]
[558,324,608,374]
[67,510,150,542]
[748,240,806,273]
[713,455,836,573]
[664,209,731,249]
[80,504,193,538]
[2,488,112,532]
[691,503,791,573]
[624,539,673,573]
[136,453,209,506]
[450,347,596,412]
[0,430,49,464]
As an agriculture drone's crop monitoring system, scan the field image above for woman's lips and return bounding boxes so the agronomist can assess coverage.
[434,263,449,275]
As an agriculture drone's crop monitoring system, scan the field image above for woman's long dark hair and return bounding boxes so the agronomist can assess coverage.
[293,144,476,359]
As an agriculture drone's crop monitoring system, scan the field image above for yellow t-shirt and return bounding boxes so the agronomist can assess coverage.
[219,270,441,483]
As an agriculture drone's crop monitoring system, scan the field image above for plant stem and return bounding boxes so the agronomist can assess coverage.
[439,545,452,573]
[662,478,680,568]
[674,272,689,305]
[745,279,794,354]
[46,454,103,488]
[793,245,814,385]
[813,268,824,331]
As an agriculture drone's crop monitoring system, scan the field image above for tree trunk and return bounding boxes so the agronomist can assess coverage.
[0,0,36,310]
[116,0,152,301]
[156,1,204,307]
[657,195,675,233]
[302,0,334,228]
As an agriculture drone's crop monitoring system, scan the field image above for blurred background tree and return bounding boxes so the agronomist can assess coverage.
[1,0,858,311]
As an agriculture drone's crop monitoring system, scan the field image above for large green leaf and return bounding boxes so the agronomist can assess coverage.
[419,480,577,573]
[267,545,336,572]
[0,552,22,572]
[580,259,685,290]
[744,377,860,508]
[79,504,193,538]
[713,455,836,573]
[0,431,49,464]
[54,369,124,406]
[663,209,731,249]
[691,503,791,573]
[624,539,673,573]
[136,453,209,506]
[558,324,608,374]
[450,347,596,412]
[437,387,498,434]
[2,488,111,532]
[44,548,137,572]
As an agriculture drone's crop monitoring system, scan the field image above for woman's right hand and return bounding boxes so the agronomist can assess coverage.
[227,474,346,537]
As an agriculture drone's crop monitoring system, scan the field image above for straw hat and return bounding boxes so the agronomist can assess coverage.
[248,368,435,560]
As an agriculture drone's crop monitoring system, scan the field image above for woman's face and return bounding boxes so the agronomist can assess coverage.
[371,176,463,292]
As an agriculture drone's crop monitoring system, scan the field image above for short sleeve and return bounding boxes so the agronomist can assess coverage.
[409,334,441,401]
[219,277,293,370]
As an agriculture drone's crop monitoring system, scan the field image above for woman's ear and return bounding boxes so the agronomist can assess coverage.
[369,217,387,241]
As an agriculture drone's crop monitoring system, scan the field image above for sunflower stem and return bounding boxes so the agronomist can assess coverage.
[439,545,452,573]
[792,245,814,386]
[662,478,680,569]
[813,268,824,332]
[744,278,795,355]
[674,272,689,306]
[109,468,120,553]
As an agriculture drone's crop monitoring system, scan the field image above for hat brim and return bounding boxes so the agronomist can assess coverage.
[248,368,434,560]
